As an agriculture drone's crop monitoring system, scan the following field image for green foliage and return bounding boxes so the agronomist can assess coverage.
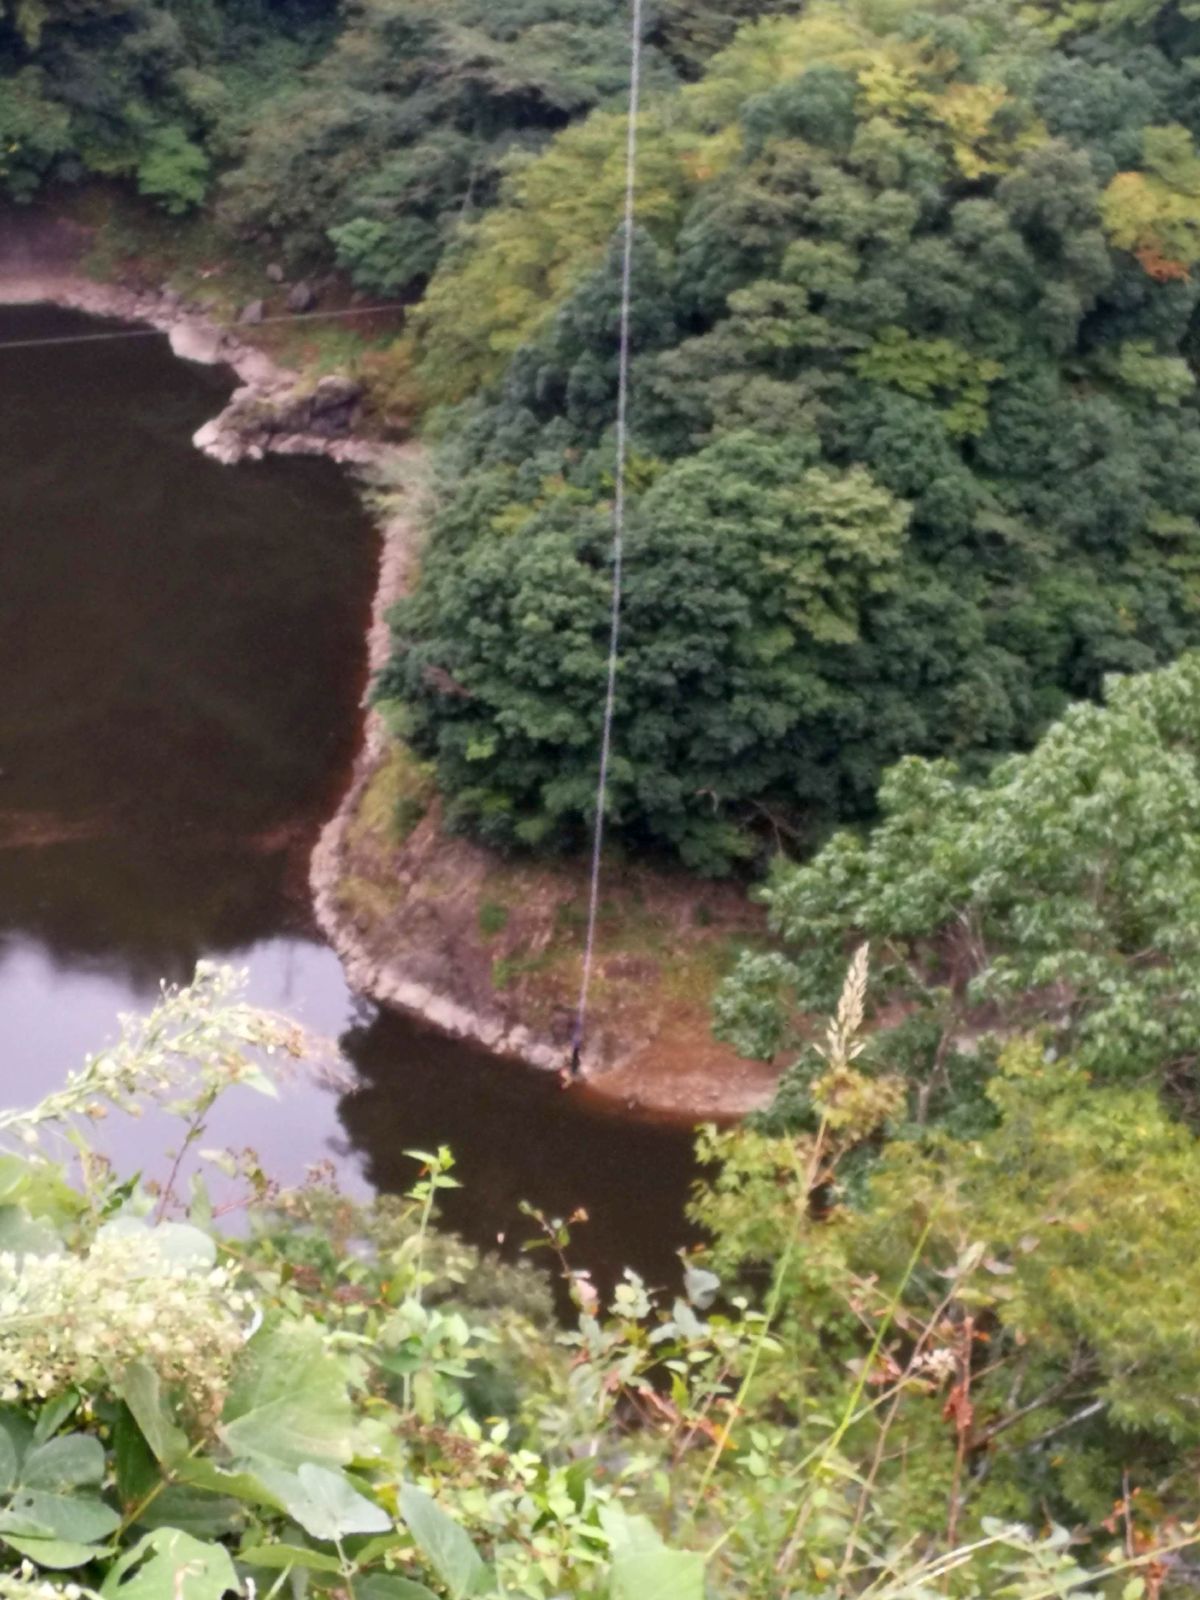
[0,69,69,199]
[386,0,1200,869]
[719,651,1200,1115]
[135,123,209,214]
[384,427,912,869]
[2,968,1188,1599]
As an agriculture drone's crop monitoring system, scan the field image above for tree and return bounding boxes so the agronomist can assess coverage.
[0,69,69,198]
[388,6,1200,867]
[383,430,910,871]
[136,121,209,212]
[697,1031,1200,1534]
[717,651,1200,1120]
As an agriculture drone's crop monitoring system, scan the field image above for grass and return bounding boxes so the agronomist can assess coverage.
[69,185,404,382]
[335,874,396,927]
[478,902,510,939]
[348,742,436,852]
[493,945,573,992]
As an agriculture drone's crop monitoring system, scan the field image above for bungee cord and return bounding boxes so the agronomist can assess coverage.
[570,0,645,1076]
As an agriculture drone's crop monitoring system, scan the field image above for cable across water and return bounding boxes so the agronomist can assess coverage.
[0,300,408,353]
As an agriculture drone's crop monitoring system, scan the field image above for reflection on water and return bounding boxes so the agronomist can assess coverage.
[0,302,698,1293]
[340,1010,702,1294]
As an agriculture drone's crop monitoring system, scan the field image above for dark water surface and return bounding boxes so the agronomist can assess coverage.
[0,303,697,1290]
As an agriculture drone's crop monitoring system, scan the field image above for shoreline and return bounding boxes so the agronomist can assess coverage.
[0,254,778,1123]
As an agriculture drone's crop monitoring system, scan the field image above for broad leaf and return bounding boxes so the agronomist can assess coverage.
[22,1433,105,1491]
[220,1317,358,1470]
[100,1218,216,1272]
[119,1363,189,1468]
[611,1548,705,1600]
[113,1405,159,1508]
[682,1263,720,1311]
[602,1508,705,1600]
[356,1576,440,1600]
[0,1489,120,1544]
[100,1529,239,1600]
[0,1422,20,1495]
[176,1457,288,1513]
[399,1483,489,1600]
[239,1541,342,1574]
[256,1464,391,1543]
[2,1534,107,1570]
[0,1207,60,1258]
[32,1393,81,1448]
[136,1486,245,1540]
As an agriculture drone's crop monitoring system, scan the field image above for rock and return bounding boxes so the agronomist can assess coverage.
[312,374,362,413]
[193,418,242,464]
[159,287,182,311]
[238,299,265,325]
[266,262,285,284]
[168,322,223,366]
[286,280,317,313]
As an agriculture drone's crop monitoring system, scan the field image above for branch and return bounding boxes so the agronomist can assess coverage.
[1022,1397,1106,1452]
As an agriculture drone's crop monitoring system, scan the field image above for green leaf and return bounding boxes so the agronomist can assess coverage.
[682,1263,720,1311]
[0,1421,20,1495]
[22,1433,105,1491]
[113,1405,159,1509]
[220,1317,360,1470]
[175,1457,287,1513]
[0,1157,33,1205]
[0,1206,60,1258]
[100,1218,216,1272]
[352,1532,408,1566]
[2,1534,107,1570]
[603,1508,705,1599]
[32,1393,80,1448]
[0,1489,121,1543]
[239,1542,342,1574]
[399,1483,489,1600]
[356,1576,440,1600]
[135,1486,244,1540]
[100,1529,240,1600]
[119,1362,189,1468]
[256,1464,391,1543]
[611,1548,706,1600]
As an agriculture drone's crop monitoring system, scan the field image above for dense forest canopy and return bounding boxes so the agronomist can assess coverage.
[378,0,1200,870]
[0,0,795,272]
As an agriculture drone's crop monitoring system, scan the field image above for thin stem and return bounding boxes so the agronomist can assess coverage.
[336,1537,357,1600]
[775,1216,933,1587]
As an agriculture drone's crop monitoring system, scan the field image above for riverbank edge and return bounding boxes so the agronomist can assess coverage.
[0,263,778,1122]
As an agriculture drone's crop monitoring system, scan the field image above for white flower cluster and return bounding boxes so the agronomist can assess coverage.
[0,1564,96,1600]
[0,1229,251,1421]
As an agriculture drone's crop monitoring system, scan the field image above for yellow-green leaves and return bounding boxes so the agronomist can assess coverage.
[412,111,693,402]
[1102,124,1200,276]
[854,328,1004,437]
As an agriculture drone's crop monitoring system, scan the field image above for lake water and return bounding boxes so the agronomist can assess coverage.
[0,302,698,1291]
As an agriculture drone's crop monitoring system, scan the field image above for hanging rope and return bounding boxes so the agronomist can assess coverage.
[571,0,645,1075]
